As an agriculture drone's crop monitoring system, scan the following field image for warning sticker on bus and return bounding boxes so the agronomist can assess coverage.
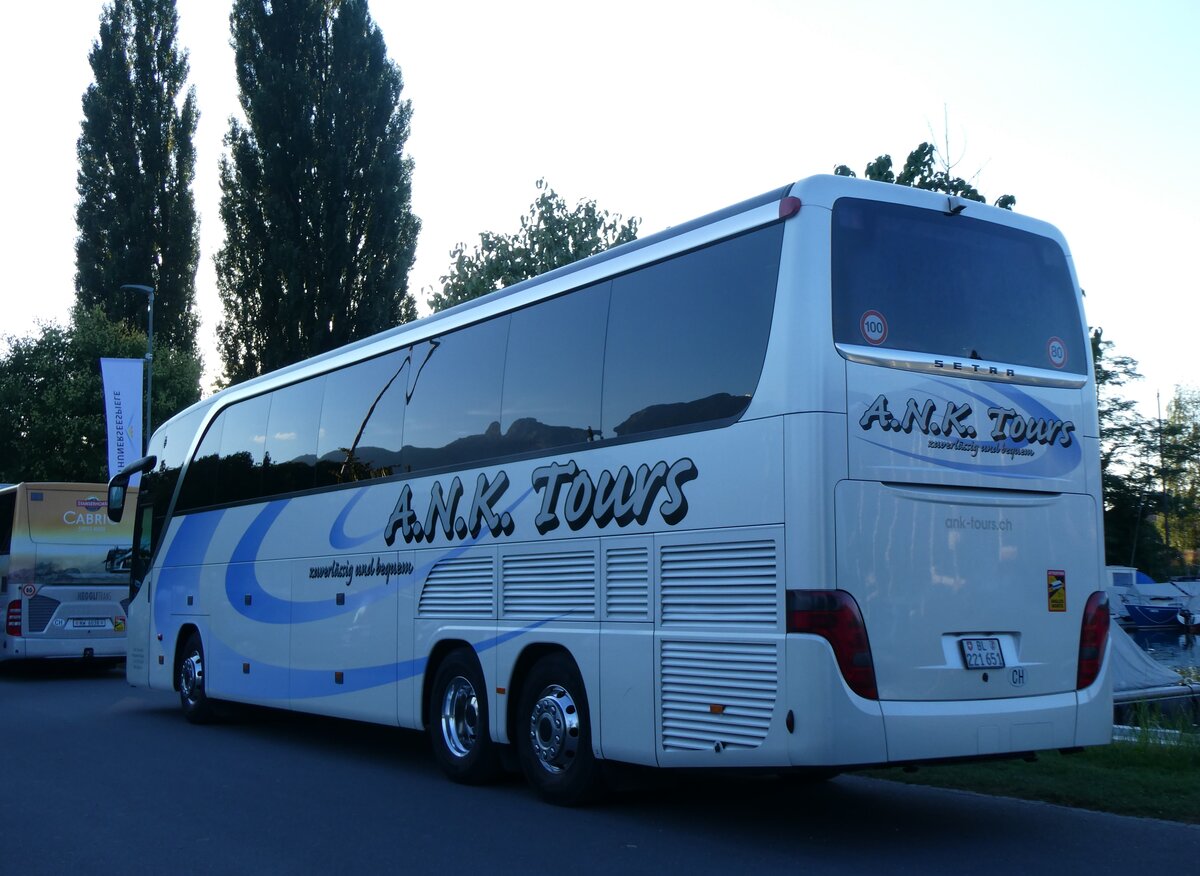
[1047,570,1067,612]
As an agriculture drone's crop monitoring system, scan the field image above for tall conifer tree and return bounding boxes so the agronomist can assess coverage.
[75,0,200,352]
[216,0,420,383]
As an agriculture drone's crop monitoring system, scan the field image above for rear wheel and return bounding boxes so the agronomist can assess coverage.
[428,648,501,784]
[177,631,218,724]
[516,653,600,805]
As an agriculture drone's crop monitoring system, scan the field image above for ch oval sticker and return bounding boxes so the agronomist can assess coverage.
[1010,667,1027,687]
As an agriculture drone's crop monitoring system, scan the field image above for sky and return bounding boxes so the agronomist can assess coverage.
[1,0,1197,418]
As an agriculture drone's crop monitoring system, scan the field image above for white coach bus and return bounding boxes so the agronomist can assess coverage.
[2,482,134,663]
[107,175,1111,803]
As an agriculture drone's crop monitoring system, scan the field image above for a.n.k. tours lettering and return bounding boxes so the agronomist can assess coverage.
[859,394,1075,448]
[382,458,699,546]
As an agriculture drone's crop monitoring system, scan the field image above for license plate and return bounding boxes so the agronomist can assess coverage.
[959,637,1004,669]
[71,618,109,629]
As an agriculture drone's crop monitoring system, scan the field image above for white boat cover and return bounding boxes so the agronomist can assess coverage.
[1109,621,1184,692]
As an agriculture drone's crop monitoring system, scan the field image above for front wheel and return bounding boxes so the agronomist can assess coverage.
[177,631,218,724]
[428,648,501,784]
[516,653,600,805]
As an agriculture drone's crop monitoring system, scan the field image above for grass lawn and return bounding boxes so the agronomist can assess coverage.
[862,730,1200,824]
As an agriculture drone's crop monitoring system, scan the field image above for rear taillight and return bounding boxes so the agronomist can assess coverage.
[1077,591,1109,690]
[787,589,878,700]
[6,600,21,637]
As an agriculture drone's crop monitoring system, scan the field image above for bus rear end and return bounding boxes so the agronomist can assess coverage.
[1,484,134,663]
[785,178,1109,767]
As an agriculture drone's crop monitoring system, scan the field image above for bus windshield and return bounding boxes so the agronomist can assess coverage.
[831,197,1086,374]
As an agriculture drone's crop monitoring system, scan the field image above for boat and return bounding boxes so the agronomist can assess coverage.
[1123,601,1192,629]
[1105,566,1199,629]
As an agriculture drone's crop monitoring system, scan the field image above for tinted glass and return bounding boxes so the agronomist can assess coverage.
[0,493,14,554]
[216,394,270,505]
[402,317,509,473]
[137,407,204,563]
[176,413,224,512]
[831,198,1086,374]
[502,282,609,451]
[263,378,323,496]
[316,351,407,485]
[602,224,782,437]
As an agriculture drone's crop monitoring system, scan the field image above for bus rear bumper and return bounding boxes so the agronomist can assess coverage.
[11,637,126,660]
[785,636,1112,767]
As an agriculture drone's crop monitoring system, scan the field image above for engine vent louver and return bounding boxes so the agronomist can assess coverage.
[501,550,596,620]
[660,640,778,751]
[605,546,650,621]
[418,555,495,618]
[660,540,777,627]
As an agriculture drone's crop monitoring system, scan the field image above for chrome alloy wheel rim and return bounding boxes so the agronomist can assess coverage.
[440,676,480,758]
[180,650,204,703]
[528,684,579,774]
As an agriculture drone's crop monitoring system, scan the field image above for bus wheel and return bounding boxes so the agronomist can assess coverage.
[178,631,217,725]
[428,648,500,784]
[517,653,600,805]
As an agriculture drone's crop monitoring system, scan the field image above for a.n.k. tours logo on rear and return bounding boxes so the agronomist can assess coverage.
[855,381,1082,479]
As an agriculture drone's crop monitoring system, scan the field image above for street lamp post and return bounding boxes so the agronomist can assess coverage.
[121,284,154,453]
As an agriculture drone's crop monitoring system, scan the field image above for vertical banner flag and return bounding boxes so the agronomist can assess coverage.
[100,357,144,484]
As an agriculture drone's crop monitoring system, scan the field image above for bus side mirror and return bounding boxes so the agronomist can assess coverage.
[107,455,157,523]
[108,483,127,522]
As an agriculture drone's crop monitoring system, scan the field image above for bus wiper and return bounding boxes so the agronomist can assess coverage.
[969,349,982,360]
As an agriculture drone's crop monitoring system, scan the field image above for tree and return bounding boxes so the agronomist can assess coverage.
[835,141,1016,210]
[1090,329,1163,571]
[430,179,640,313]
[0,309,201,483]
[1161,387,1200,574]
[216,0,420,384]
[74,0,200,351]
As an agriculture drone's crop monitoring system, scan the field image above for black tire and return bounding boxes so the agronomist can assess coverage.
[516,653,600,806]
[428,648,501,784]
[177,631,218,724]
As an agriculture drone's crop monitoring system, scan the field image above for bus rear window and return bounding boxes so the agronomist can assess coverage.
[831,198,1086,375]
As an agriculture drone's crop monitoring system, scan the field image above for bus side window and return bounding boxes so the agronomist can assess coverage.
[402,318,509,474]
[177,415,225,512]
[602,224,781,438]
[502,282,608,452]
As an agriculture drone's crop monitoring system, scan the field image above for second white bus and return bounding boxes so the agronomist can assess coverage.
[108,174,1111,803]
[2,482,134,663]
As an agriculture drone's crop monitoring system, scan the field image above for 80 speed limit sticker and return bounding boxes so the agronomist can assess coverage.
[1047,336,1067,369]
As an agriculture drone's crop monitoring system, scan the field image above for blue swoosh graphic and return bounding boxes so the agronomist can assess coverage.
[329,488,377,549]
[225,499,395,625]
[864,378,1082,479]
[205,617,556,701]
[224,484,538,625]
[156,512,224,633]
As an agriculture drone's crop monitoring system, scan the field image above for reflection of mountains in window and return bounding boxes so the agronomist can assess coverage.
[399,418,595,473]
[612,393,749,437]
[317,447,401,484]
